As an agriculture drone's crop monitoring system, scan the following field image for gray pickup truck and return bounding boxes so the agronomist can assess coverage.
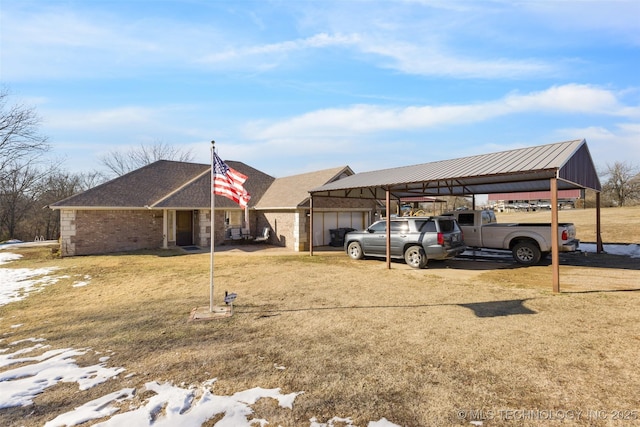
[444,209,579,265]
[344,216,466,269]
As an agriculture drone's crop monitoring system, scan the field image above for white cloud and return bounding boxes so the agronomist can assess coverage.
[359,38,556,79]
[199,33,359,64]
[250,84,637,140]
[500,84,628,115]
[44,106,158,129]
[553,123,640,168]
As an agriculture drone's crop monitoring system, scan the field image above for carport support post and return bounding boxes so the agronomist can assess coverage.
[386,188,391,269]
[309,195,314,256]
[596,192,604,253]
[551,177,560,293]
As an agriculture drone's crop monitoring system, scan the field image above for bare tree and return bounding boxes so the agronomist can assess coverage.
[0,163,46,239]
[0,89,50,180]
[100,141,194,176]
[601,161,640,207]
[77,170,109,191]
[29,170,87,240]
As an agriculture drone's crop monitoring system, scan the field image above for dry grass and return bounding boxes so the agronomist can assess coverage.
[1,212,640,426]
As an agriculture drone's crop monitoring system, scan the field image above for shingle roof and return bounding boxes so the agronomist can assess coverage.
[254,166,353,209]
[50,160,210,208]
[50,160,275,209]
[310,139,601,199]
[153,160,275,209]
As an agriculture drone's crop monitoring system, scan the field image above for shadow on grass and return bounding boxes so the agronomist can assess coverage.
[563,288,640,294]
[458,299,536,317]
[239,298,538,319]
[446,249,640,272]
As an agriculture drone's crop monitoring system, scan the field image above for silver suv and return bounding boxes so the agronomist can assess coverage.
[344,216,466,268]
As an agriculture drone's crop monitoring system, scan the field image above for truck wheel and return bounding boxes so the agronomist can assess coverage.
[512,241,541,265]
[347,242,364,260]
[404,245,427,269]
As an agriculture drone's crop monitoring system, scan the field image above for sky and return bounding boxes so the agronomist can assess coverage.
[1,0,640,178]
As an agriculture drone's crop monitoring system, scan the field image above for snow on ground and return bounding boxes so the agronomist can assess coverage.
[0,253,401,427]
[580,243,640,258]
[0,341,126,409]
[0,252,61,306]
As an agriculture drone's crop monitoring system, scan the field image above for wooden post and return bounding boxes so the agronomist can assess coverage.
[551,177,560,293]
[309,195,314,256]
[596,192,603,253]
[386,188,391,269]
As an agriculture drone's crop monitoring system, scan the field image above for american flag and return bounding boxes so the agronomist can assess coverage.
[212,152,251,208]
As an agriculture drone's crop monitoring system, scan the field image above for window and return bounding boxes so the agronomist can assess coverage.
[481,210,496,224]
[390,221,409,232]
[369,221,386,232]
[438,219,457,233]
[417,220,437,232]
[457,213,475,226]
[225,210,243,228]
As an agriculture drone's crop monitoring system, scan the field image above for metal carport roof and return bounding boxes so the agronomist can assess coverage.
[309,139,603,293]
[309,139,601,199]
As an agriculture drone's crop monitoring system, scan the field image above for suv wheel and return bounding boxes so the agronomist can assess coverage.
[347,242,364,260]
[404,245,427,269]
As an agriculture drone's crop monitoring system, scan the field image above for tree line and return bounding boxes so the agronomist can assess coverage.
[1,88,639,242]
[0,89,194,242]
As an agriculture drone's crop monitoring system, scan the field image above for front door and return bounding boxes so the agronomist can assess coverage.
[176,211,193,246]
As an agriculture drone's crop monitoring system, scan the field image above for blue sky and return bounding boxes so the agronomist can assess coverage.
[2,0,639,178]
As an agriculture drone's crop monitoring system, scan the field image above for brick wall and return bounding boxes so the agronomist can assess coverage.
[70,210,164,256]
[256,210,294,249]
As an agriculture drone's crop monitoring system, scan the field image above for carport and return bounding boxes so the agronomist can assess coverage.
[309,139,603,293]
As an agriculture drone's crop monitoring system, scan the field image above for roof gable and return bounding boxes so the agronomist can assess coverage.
[255,166,353,209]
[154,160,275,209]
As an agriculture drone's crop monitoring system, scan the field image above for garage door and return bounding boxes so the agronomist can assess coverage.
[312,211,368,246]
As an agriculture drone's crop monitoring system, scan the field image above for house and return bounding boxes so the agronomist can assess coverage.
[49,160,378,256]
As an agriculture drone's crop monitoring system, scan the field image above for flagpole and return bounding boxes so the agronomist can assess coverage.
[210,140,216,312]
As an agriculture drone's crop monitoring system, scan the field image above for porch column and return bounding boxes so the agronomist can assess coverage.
[162,209,168,249]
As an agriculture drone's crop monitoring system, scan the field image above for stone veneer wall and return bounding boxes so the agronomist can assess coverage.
[197,209,234,247]
[59,209,77,256]
[197,209,210,247]
[61,209,163,256]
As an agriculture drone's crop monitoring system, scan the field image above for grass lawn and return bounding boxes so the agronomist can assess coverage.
[1,206,639,426]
